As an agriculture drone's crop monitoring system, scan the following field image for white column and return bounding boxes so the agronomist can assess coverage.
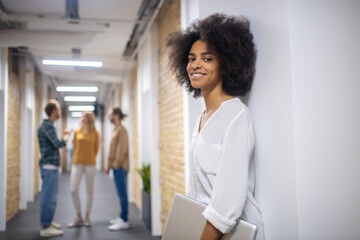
[137,23,162,236]
[0,48,9,231]
[121,74,134,203]
[19,57,35,209]
[180,0,205,195]
[149,23,161,237]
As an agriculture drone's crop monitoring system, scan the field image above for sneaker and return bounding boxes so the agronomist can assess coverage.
[51,222,62,229]
[84,216,91,227]
[108,217,121,225]
[67,218,83,228]
[40,226,64,237]
[108,219,130,231]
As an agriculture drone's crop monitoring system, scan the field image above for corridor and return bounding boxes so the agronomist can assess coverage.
[0,171,160,240]
[1,0,360,239]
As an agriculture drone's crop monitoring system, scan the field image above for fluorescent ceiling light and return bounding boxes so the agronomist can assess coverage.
[68,105,95,111]
[71,112,83,118]
[42,59,102,67]
[56,86,98,92]
[64,96,96,102]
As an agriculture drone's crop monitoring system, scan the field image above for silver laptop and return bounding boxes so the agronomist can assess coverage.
[162,193,257,240]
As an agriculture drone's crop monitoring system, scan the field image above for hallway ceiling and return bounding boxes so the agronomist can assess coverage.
[0,0,144,109]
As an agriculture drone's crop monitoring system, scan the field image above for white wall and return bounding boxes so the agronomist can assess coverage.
[289,1,360,239]
[181,0,360,239]
[41,76,49,120]
[103,104,112,174]
[182,0,299,239]
[19,56,36,209]
[36,75,47,192]
[120,74,134,203]
[137,23,162,236]
[94,119,102,171]
[0,48,8,231]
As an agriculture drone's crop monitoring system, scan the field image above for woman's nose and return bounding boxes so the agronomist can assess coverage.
[190,59,201,69]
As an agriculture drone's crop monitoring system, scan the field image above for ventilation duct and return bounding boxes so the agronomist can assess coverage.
[0,19,21,29]
[66,0,79,20]
[122,0,161,58]
[0,0,23,29]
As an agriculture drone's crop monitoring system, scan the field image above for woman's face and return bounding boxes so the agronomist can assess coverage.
[81,114,88,125]
[186,40,222,92]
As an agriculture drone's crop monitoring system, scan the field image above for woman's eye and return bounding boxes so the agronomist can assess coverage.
[188,58,195,62]
[204,58,212,62]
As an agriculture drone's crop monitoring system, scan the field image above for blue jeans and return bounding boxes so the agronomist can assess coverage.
[113,168,128,222]
[40,168,59,227]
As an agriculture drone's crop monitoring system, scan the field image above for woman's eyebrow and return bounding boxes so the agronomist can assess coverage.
[201,52,214,55]
[188,52,214,56]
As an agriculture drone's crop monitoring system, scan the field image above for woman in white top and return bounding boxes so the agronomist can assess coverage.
[167,13,264,240]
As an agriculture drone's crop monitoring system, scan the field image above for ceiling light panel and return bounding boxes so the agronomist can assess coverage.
[56,86,98,92]
[64,96,96,102]
[68,105,95,111]
[42,59,102,67]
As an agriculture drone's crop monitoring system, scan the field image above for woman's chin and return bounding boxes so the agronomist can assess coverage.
[190,82,202,90]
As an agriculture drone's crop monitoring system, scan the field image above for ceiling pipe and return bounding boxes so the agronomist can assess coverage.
[2,13,142,25]
[0,0,9,14]
[123,0,164,59]
[0,30,95,48]
[129,0,164,60]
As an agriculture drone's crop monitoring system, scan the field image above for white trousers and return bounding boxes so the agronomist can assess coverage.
[70,164,96,214]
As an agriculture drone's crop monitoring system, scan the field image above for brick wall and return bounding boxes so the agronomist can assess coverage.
[33,71,41,196]
[131,68,141,209]
[157,0,184,230]
[6,69,21,220]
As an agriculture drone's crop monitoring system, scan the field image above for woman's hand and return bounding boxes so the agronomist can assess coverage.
[200,221,222,240]
[104,168,110,174]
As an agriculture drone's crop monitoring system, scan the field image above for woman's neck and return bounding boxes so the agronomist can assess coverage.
[83,125,90,132]
[202,84,233,113]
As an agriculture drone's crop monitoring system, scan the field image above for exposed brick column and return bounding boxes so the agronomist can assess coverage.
[157,0,184,231]
[6,64,21,220]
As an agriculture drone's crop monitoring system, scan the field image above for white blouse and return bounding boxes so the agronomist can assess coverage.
[187,98,264,238]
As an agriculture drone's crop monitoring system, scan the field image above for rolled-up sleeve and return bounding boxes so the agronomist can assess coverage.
[44,124,66,149]
[202,111,254,233]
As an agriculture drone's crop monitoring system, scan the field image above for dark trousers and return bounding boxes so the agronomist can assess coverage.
[113,168,128,222]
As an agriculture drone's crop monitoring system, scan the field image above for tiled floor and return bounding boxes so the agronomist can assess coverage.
[0,171,161,240]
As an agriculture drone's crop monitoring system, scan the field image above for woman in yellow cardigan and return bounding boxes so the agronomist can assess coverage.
[68,112,99,228]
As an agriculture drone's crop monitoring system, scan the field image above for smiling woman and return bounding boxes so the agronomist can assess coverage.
[166,13,263,240]
[186,40,222,94]
[166,13,256,98]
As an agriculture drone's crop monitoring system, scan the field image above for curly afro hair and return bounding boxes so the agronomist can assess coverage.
[166,13,256,98]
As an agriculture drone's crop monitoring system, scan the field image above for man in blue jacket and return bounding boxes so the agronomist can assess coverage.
[37,99,70,237]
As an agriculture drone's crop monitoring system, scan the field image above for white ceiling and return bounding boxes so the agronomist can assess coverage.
[0,0,143,109]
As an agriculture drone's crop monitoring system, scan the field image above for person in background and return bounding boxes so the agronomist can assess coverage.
[166,13,264,240]
[38,99,70,238]
[67,112,99,228]
[106,108,130,231]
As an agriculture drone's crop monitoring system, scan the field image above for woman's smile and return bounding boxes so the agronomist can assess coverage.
[190,71,207,80]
